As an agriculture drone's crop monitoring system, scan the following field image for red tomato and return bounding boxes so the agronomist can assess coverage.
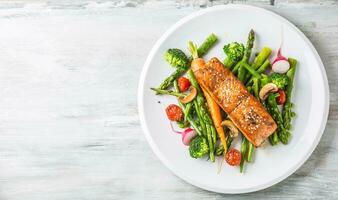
[276,90,286,105]
[165,104,183,122]
[178,77,191,92]
[225,149,242,166]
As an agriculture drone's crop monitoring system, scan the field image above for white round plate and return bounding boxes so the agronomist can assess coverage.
[138,5,329,194]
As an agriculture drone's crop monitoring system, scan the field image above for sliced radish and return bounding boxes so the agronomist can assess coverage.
[181,129,197,146]
[170,122,197,146]
[272,48,290,74]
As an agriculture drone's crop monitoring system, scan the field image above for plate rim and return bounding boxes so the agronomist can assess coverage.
[137,4,330,194]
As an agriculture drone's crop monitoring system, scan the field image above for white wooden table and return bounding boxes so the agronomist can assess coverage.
[0,0,337,199]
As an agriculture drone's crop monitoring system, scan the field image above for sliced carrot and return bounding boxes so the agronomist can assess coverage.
[202,87,228,153]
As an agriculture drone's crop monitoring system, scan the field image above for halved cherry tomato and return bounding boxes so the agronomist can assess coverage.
[276,90,286,105]
[178,77,191,92]
[165,104,183,122]
[225,148,241,166]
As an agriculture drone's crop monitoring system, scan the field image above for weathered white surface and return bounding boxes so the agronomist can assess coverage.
[0,0,337,199]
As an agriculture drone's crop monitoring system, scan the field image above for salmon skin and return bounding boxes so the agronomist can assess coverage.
[192,57,277,146]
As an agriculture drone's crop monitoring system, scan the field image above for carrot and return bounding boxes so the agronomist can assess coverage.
[202,87,228,153]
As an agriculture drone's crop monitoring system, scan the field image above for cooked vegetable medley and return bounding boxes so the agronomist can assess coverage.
[151,30,297,173]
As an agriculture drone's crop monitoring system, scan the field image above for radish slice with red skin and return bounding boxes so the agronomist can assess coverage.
[181,129,197,146]
[169,122,197,146]
[272,48,290,74]
[272,48,288,65]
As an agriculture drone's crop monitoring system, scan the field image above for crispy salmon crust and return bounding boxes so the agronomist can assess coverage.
[192,57,277,146]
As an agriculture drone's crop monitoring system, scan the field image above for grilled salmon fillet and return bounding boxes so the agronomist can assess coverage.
[192,57,277,146]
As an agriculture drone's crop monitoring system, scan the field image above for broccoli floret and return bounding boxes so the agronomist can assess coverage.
[189,136,209,158]
[223,42,245,68]
[270,73,290,89]
[164,48,189,69]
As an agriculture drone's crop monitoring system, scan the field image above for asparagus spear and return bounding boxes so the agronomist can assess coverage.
[183,102,192,122]
[242,30,255,64]
[227,136,233,150]
[158,67,186,90]
[246,142,255,162]
[246,59,271,86]
[215,136,233,156]
[215,144,225,156]
[150,88,185,97]
[251,47,272,70]
[232,61,241,75]
[244,47,271,83]
[252,78,260,100]
[177,120,189,128]
[197,33,218,57]
[257,59,271,74]
[210,125,217,151]
[173,81,202,135]
[260,74,270,87]
[267,94,290,144]
[240,136,248,173]
[193,100,207,135]
[269,131,280,146]
[241,62,262,80]
[283,58,297,130]
[237,30,255,82]
[238,65,247,82]
[177,102,192,128]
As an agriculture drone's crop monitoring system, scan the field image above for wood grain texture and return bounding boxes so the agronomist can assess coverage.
[0,0,337,199]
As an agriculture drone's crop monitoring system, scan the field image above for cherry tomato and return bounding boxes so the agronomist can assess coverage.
[225,148,241,166]
[178,77,191,92]
[165,104,183,122]
[276,90,286,105]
